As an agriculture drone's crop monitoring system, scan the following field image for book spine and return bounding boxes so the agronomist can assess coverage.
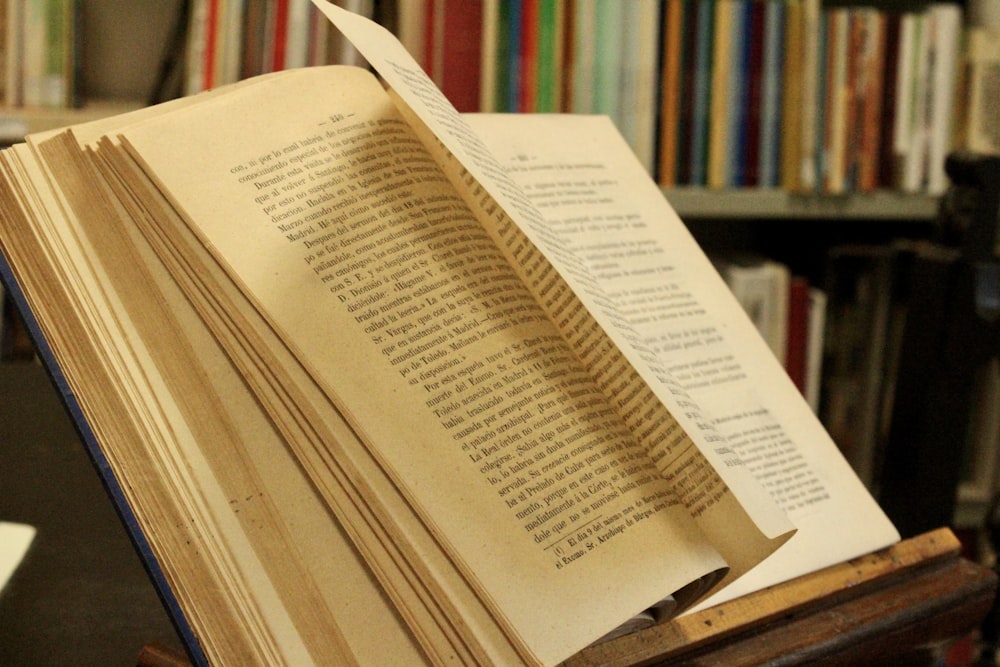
[707,0,731,189]
[786,275,811,394]
[688,0,714,186]
[758,0,785,188]
[725,0,750,188]
[742,0,767,189]
[925,4,963,195]
[440,0,482,112]
[478,0,498,111]
[591,0,622,119]
[823,8,849,194]
[780,0,803,191]
[505,0,523,112]
[805,287,827,414]
[284,0,311,70]
[518,0,538,112]
[677,0,698,184]
[617,0,660,172]
[569,0,595,113]
[657,0,685,186]
[858,9,886,193]
[534,0,559,113]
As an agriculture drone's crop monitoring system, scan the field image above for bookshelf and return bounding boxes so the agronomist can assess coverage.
[0,0,996,534]
[0,100,142,141]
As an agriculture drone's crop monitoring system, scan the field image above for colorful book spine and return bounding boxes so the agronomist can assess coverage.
[591,0,622,119]
[742,0,767,189]
[707,0,732,189]
[504,0,523,112]
[726,0,751,188]
[440,0,483,112]
[569,0,595,113]
[657,0,686,186]
[688,0,714,187]
[534,0,561,113]
[758,0,785,189]
[518,0,538,112]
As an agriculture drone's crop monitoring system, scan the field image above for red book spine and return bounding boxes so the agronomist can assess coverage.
[442,0,483,112]
[742,0,766,187]
[786,275,811,394]
[272,0,289,72]
[519,0,538,112]
[204,0,220,89]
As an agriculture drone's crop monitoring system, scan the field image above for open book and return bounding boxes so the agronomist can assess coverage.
[0,3,898,666]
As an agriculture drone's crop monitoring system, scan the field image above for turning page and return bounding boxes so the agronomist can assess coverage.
[313,0,897,609]
[313,0,795,589]
[461,113,899,608]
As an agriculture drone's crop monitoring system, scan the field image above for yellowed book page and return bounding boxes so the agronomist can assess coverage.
[88,129,513,666]
[461,113,900,610]
[39,126,441,666]
[10,131,433,665]
[1,145,317,664]
[75,78,554,664]
[386,92,788,594]
[312,2,794,575]
[110,67,726,666]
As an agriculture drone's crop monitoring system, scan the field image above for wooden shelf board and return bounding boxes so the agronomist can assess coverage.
[0,101,144,140]
[665,187,939,221]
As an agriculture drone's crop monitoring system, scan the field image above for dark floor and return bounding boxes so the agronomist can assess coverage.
[0,362,186,666]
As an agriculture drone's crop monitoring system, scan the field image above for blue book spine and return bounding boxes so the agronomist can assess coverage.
[727,0,751,187]
[506,0,523,112]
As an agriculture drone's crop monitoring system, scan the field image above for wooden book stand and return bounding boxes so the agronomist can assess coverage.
[139,528,996,667]
[568,527,996,666]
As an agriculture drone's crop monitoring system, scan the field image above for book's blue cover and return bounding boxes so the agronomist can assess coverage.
[0,249,208,667]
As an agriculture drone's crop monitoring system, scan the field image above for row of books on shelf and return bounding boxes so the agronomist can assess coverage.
[175,0,989,196]
[656,1,969,195]
[7,1,998,199]
[183,0,374,94]
[0,0,370,109]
